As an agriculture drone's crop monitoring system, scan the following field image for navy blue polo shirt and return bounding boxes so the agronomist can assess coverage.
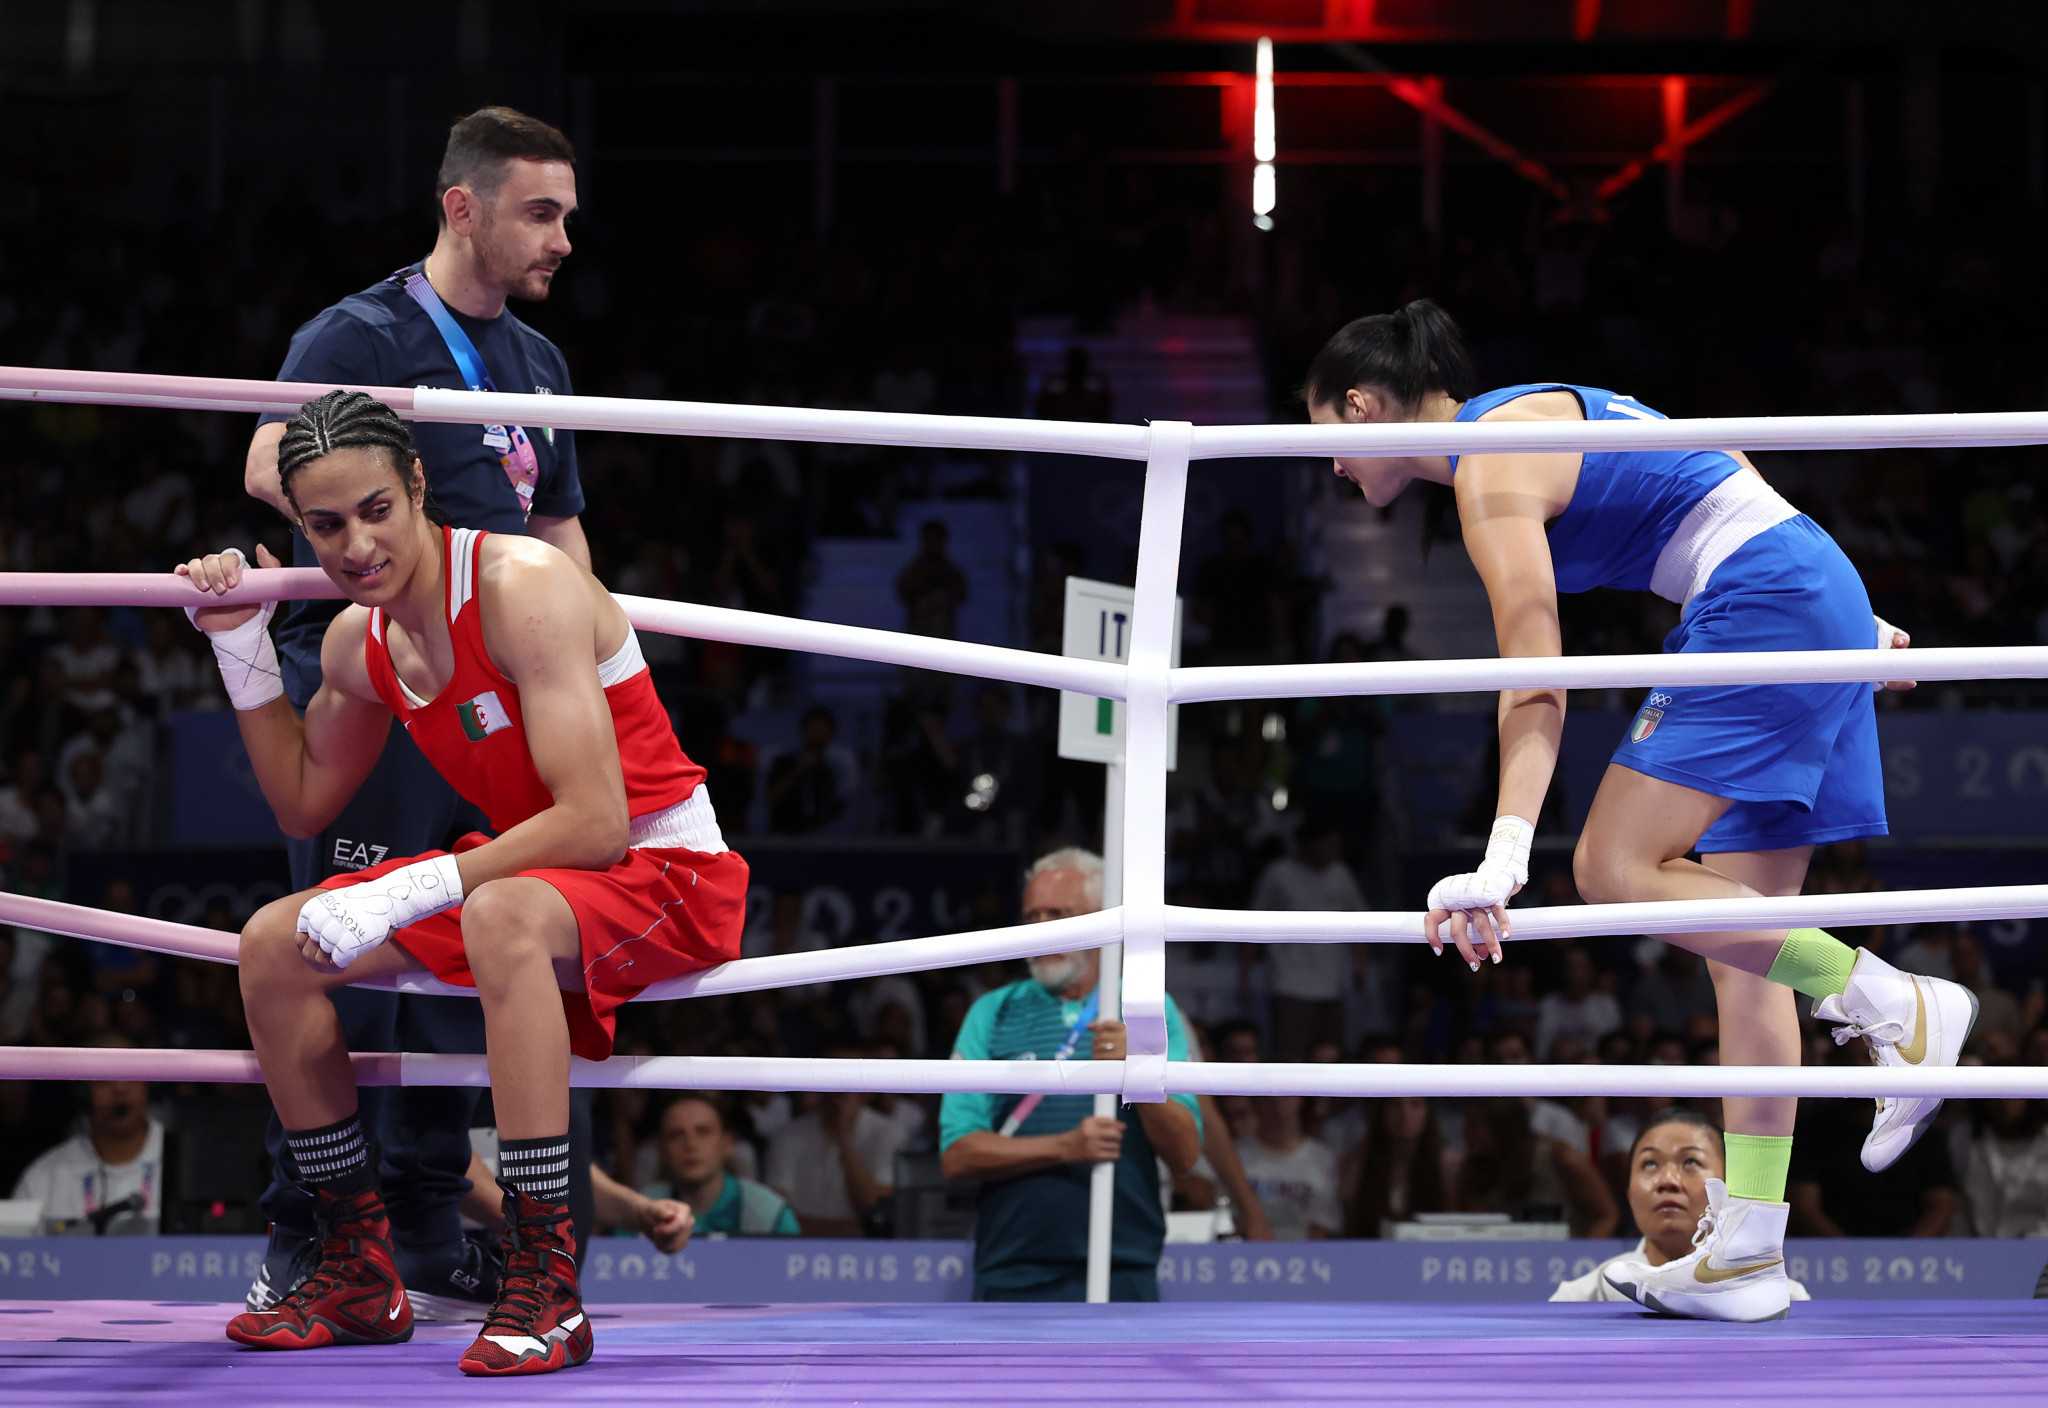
[259,263,584,703]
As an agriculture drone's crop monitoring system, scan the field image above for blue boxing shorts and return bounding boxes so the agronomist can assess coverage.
[1611,515,1888,854]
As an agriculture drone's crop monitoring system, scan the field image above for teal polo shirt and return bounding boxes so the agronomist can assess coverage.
[940,981,1199,1292]
[640,1174,800,1237]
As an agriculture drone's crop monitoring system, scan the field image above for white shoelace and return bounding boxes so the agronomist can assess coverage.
[1828,1016,1907,1049]
[1690,1203,1723,1252]
[1824,1014,1910,1114]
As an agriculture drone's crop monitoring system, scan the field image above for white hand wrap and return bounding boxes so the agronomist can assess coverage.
[1871,613,1906,691]
[185,550,282,711]
[295,854,464,969]
[1427,815,1535,914]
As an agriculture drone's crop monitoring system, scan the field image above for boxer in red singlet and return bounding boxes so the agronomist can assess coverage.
[180,390,746,1377]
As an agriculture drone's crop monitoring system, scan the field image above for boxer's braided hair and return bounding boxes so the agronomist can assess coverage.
[277,390,442,522]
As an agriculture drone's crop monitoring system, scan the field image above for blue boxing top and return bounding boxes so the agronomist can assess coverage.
[1451,384,1745,595]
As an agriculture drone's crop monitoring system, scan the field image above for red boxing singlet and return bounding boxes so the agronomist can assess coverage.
[362,525,703,832]
[323,525,747,1060]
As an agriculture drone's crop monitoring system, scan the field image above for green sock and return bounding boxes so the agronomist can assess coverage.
[1723,1133,1793,1203]
[1764,926,1858,1000]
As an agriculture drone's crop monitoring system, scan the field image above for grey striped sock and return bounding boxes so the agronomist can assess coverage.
[286,1115,373,1195]
[498,1134,572,1203]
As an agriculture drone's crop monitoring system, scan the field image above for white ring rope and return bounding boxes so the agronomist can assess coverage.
[18,568,2024,699]
[11,882,2048,989]
[1174,645,2048,701]
[616,593,1127,698]
[0,368,1156,459]
[9,366,2048,458]
[4,1046,2045,1099]
[3,367,2046,1102]
[1196,410,2048,459]
[16,875,2048,986]
[5,568,2024,700]
[1166,886,2048,941]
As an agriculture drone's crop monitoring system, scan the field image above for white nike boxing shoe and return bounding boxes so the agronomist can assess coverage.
[1602,1179,1791,1323]
[1812,949,1978,1173]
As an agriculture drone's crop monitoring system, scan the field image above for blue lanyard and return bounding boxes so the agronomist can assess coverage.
[392,267,541,515]
[1052,991,1102,1061]
[997,990,1101,1136]
[396,267,500,393]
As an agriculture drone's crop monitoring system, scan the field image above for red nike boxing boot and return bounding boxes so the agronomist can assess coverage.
[225,1186,413,1349]
[457,1187,592,1377]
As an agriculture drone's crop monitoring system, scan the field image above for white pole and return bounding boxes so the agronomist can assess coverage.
[1117,424,1192,1092]
[1085,758,1126,1303]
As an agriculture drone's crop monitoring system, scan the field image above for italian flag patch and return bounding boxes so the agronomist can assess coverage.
[458,691,512,741]
[1629,706,1663,743]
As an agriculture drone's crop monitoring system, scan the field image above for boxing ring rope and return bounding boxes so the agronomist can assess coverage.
[15,882,2048,995]
[1,364,2047,1107]
[11,1045,2048,1100]
[0,888,1124,1002]
[33,568,2041,696]
[10,365,2048,456]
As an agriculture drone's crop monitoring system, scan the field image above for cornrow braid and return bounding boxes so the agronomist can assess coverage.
[276,389,420,506]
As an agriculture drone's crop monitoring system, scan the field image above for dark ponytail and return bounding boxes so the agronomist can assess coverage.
[1303,300,1476,560]
[1302,299,1475,413]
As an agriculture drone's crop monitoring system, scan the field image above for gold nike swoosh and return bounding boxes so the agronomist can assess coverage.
[1899,980,1929,1065]
[1694,1257,1782,1285]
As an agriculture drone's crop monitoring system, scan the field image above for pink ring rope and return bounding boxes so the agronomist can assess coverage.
[0,568,338,609]
[0,890,237,963]
[0,889,1123,997]
[0,367,416,417]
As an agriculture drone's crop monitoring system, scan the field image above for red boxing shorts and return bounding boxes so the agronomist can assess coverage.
[318,834,749,1060]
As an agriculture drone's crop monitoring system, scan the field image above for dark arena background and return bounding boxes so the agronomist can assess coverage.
[1,2,2047,1403]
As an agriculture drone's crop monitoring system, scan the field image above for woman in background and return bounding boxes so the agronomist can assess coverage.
[1552,1108,1811,1303]
[1342,1095,1450,1238]
[1455,1097,1617,1239]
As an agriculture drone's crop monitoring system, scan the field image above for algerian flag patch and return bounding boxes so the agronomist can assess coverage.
[458,691,513,741]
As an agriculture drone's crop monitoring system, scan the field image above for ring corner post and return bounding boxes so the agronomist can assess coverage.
[1118,420,1191,1098]
[1085,419,1190,1304]
[1121,426,1188,1086]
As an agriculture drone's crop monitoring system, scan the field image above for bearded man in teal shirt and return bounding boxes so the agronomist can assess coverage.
[940,849,1202,1301]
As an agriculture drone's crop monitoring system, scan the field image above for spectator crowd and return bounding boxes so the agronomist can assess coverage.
[4,131,2048,1256]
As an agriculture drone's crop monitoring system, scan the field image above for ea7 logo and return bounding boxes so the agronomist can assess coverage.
[332,838,392,871]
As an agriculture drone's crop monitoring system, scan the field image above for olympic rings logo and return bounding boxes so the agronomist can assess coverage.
[142,879,288,928]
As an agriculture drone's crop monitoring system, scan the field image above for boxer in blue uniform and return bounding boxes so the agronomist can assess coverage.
[1304,301,1976,1321]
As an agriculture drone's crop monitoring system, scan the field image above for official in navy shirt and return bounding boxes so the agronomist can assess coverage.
[251,219,587,696]
[234,107,594,1322]
[257,266,585,699]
